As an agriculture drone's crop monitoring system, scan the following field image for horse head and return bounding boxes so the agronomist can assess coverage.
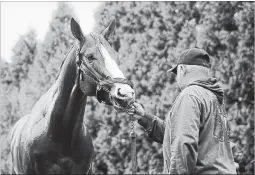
[70,18,135,111]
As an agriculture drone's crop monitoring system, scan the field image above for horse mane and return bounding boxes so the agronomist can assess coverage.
[55,45,76,80]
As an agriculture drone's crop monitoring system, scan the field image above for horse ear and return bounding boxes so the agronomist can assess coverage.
[101,19,116,40]
[70,18,84,42]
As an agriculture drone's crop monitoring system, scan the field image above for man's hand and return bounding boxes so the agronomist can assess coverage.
[133,102,145,117]
[127,102,145,120]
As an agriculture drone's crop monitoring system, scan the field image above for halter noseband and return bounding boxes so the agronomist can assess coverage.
[75,33,134,105]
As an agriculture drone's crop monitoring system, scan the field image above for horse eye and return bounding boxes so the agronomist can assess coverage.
[86,54,95,63]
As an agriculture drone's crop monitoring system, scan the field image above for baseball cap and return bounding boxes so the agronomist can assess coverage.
[167,48,211,74]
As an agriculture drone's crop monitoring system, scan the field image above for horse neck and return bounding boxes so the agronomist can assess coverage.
[62,84,87,151]
[47,45,87,146]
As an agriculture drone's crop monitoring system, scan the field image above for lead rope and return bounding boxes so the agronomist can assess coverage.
[129,114,137,174]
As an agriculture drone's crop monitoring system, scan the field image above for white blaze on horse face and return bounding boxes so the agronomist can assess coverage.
[100,44,135,101]
[100,44,125,78]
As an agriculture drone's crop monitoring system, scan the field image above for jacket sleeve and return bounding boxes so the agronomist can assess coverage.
[169,94,201,174]
[137,113,165,144]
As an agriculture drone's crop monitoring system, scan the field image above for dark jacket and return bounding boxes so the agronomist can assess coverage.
[138,78,236,174]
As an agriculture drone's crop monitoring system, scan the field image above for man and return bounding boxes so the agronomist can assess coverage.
[130,48,237,174]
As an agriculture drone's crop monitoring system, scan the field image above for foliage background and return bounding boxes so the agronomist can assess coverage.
[1,2,254,174]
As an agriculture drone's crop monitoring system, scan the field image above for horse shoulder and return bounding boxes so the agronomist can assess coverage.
[31,83,58,117]
[11,83,58,174]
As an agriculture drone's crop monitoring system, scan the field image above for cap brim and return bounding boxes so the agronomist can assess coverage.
[167,65,177,74]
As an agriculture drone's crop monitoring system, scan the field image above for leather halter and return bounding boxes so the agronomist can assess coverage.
[76,33,134,105]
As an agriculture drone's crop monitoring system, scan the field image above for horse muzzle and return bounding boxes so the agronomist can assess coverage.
[109,83,135,110]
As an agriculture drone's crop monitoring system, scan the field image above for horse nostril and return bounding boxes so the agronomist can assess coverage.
[117,88,125,97]
[117,88,135,98]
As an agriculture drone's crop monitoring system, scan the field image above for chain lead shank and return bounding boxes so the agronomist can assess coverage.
[130,114,137,175]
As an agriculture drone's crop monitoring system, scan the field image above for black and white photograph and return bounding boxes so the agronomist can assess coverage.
[0,1,254,174]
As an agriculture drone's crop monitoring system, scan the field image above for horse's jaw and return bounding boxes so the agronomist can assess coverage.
[78,75,97,96]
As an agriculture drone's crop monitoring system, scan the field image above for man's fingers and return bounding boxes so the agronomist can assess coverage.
[132,103,139,108]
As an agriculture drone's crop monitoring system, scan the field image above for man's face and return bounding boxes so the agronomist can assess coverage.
[176,65,186,89]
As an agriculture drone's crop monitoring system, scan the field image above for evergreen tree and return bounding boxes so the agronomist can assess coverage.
[0,29,37,174]
[10,30,38,116]
[11,30,37,88]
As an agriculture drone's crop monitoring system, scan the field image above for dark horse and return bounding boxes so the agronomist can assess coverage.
[10,18,135,174]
